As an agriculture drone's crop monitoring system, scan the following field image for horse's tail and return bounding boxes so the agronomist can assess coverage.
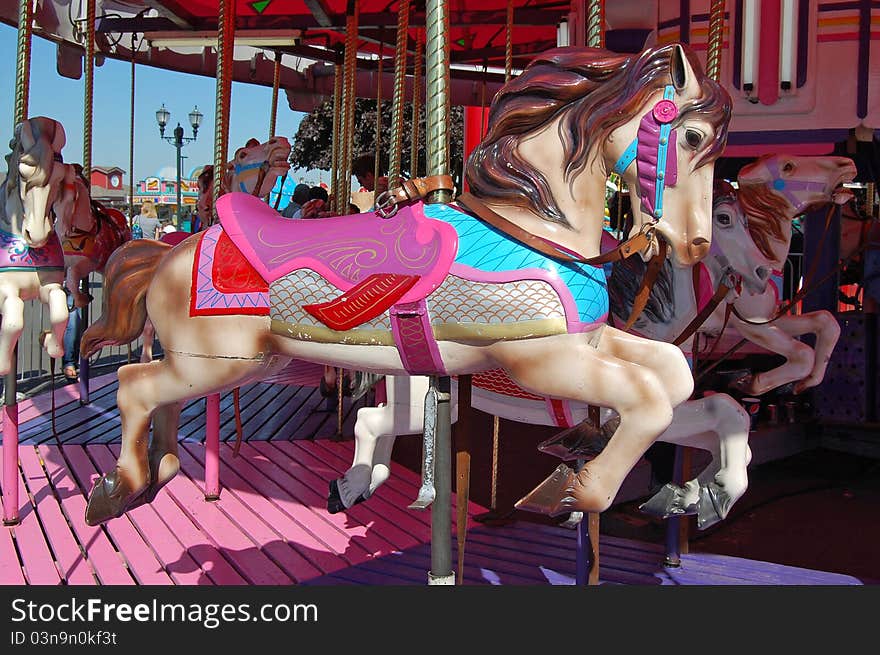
[81,239,172,357]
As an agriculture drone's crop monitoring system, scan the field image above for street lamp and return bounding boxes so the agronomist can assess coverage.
[155,103,203,225]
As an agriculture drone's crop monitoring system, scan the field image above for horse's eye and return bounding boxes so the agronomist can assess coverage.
[782,161,795,173]
[685,129,703,149]
[716,212,731,226]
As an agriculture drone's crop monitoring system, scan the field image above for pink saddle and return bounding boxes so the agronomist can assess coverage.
[216,192,458,305]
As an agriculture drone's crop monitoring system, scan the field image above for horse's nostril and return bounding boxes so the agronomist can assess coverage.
[756,267,770,280]
[691,237,710,247]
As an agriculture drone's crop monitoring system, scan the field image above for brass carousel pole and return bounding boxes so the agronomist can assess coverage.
[78,0,96,406]
[269,53,281,139]
[4,0,34,526]
[410,31,422,176]
[330,57,343,213]
[424,0,453,586]
[388,0,410,188]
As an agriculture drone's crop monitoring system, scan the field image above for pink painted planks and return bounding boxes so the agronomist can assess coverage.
[1,372,117,431]
[107,445,294,585]
[37,445,135,585]
[0,522,25,584]
[17,446,96,585]
[88,444,239,585]
[63,446,173,585]
[178,441,349,576]
[173,444,324,582]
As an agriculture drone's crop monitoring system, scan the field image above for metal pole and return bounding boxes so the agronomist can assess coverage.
[176,128,183,225]
[388,0,410,187]
[212,0,237,225]
[586,0,606,49]
[706,0,727,83]
[79,0,96,406]
[129,35,136,227]
[425,0,452,585]
[269,53,281,139]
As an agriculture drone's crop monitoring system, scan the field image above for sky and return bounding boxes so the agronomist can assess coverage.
[0,23,327,187]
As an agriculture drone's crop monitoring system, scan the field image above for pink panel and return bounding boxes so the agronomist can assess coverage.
[204,394,221,499]
[2,405,18,524]
[11,448,62,584]
[758,0,781,106]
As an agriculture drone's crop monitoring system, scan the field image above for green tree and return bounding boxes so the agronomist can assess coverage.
[290,98,465,189]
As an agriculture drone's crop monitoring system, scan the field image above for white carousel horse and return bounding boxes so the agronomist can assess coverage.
[611,154,856,396]
[137,136,292,363]
[79,43,732,526]
[52,163,131,308]
[330,182,766,528]
[0,117,69,376]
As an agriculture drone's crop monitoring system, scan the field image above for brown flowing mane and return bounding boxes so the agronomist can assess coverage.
[465,43,731,226]
[737,182,793,261]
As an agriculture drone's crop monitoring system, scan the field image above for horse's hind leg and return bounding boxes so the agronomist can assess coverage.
[775,311,841,393]
[730,319,815,395]
[492,331,678,514]
[86,353,276,525]
[140,318,155,363]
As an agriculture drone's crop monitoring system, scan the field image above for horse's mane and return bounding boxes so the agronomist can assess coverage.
[3,119,63,217]
[609,256,676,327]
[465,43,731,225]
[737,183,792,261]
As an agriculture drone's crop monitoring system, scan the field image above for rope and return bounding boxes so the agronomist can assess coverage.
[83,0,96,183]
[330,60,342,213]
[14,0,32,126]
[388,0,410,187]
[586,0,605,49]
[490,415,500,510]
[212,0,237,224]
[410,31,422,176]
[269,52,281,139]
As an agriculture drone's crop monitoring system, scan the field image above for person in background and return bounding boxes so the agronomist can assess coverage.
[282,183,312,218]
[133,200,161,240]
[351,153,389,197]
[61,290,82,381]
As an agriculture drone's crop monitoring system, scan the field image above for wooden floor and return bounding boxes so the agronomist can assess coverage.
[0,372,864,586]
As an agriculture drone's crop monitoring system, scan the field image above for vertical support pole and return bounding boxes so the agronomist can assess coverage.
[212,0,237,225]
[586,0,606,48]
[330,59,342,213]
[5,0,34,526]
[269,52,281,139]
[78,0,96,405]
[388,0,411,188]
[575,460,588,584]
[664,445,686,567]
[454,374,472,584]
[129,35,136,228]
[424,0,452,585]
[204,394,221,500]
[706,0,727,83]
[340,3,359,213]
[588,511,600,584]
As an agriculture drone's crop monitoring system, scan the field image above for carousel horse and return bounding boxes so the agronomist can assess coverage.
[611,154,856,396]
[0,117,69,377]
[330,179,765,527]
[52,164,131,308]
[331,154,855,525]
[79,43,731,526]
[136,136,292,363]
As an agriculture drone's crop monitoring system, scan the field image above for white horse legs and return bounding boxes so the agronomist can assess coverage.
[639,393,751,529]
[776,311,841,393]
[39,283,68,360]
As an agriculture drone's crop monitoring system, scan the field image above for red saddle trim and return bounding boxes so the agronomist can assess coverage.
[212,229,270,294]
[303,273,420,331]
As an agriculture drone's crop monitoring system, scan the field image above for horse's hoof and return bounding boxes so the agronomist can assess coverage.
[514,464,578,517]
[85,469,150,526]
[639,483,697,520]
[327,479,365,514]
[696,483,732,530]
[537,418,616,461]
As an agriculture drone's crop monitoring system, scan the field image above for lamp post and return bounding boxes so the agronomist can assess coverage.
[156,103,202,225]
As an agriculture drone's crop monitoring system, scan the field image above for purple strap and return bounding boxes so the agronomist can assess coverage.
[390,299,446,375]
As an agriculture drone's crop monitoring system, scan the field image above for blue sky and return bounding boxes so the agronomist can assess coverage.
[0,23,326,187]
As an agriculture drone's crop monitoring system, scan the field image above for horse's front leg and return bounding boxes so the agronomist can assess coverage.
[0,291,25,376]
[640,393,751,529]
[38,282,69,360]
[140,318,155,363]
[330,375,431,512]
[730,317,815,395]
[774,311,841,393]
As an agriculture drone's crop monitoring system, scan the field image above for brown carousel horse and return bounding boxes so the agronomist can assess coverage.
[80,43,731,526]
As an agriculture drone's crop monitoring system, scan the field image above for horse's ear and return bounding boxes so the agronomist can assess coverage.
[245,138,260,148]
[670,44,699,95]
[16,119,36,154]
[51,120,67,153]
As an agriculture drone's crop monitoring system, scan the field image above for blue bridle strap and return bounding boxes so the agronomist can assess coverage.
[610,85,677,220]
[233,161,266,193]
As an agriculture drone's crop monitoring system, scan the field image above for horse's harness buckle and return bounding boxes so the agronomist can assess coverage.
[374,190,399,219]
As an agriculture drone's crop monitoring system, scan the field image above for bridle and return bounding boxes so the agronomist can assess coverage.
[233,160,271,198]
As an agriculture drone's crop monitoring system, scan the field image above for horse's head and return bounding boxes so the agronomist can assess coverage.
[226,136,291,198]
[52,163,89,236]
[5,117,67,247]
[736,154,857,262]
[711,181,771,295]
[466,43,731,268]
[197,164,215,223]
